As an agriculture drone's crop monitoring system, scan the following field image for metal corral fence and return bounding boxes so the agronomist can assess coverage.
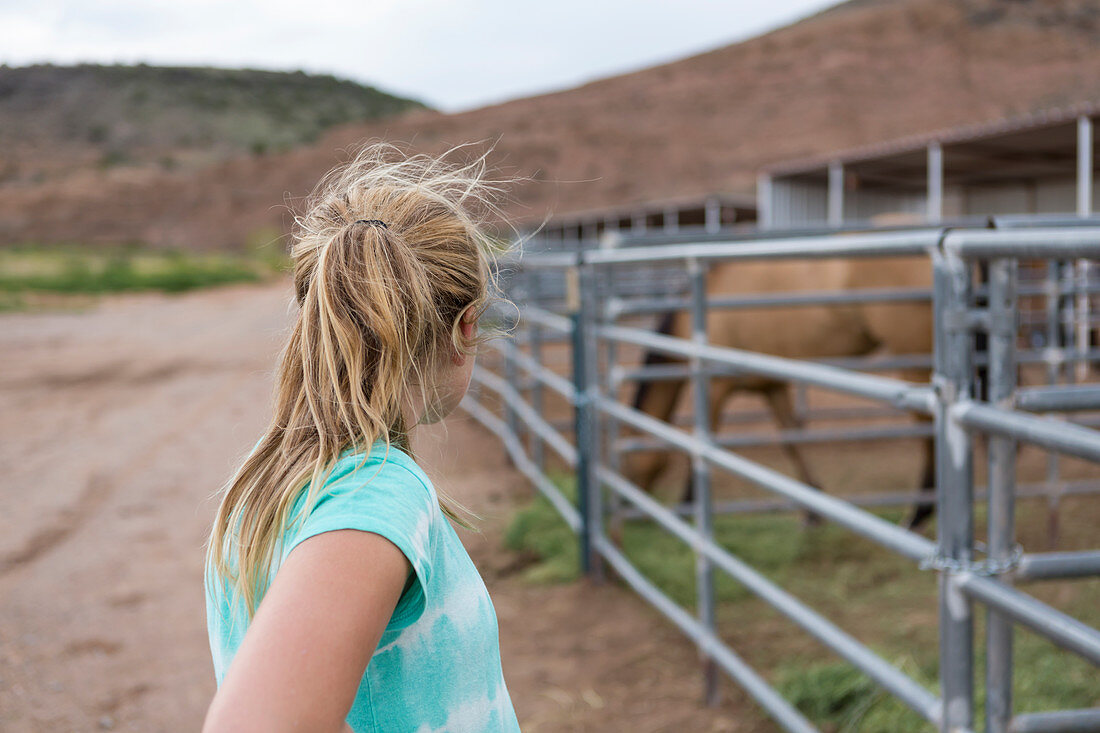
[459,222,1100,733]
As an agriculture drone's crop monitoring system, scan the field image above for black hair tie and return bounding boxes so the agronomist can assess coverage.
[354,219,388,229]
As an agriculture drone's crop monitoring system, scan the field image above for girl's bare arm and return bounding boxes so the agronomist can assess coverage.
[202,529,412,733]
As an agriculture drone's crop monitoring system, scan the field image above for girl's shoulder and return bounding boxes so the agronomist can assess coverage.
[330,440,437,504]
[278,440,441,584]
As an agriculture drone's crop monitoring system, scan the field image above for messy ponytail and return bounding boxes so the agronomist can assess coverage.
[207,139,519,618]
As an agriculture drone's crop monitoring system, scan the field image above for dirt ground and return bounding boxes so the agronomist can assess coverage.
[0,278,760,733]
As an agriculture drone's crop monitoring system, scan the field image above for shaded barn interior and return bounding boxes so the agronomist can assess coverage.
[760,104,1100,228]
[529,193,758,248]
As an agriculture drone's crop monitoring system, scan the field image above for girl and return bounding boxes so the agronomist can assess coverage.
[202,141,522,732]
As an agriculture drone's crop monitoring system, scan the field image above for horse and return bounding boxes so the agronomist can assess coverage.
[617,252,939,529]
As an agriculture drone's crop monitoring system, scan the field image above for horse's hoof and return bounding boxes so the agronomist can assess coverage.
[802,512,824,528]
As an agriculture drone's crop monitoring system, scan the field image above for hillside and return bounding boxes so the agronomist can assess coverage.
[5,0,1100,249]
[0,64,428,186]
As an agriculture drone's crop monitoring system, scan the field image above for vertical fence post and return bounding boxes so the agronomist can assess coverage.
[601,258,626,544]
[570,255,604,581]
[528,270,545,472]
[933,240,975,732]
[1043,259,1063,546]
[568,262,590,576]
[985,257,1018,733]
[1076,114,1093,382]
[503,271,522,441]
[688,256,720,706]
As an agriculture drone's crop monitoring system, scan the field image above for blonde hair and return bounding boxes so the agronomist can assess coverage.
[207,139,519,618]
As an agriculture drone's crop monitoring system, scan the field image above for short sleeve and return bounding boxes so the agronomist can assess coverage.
[282,456,437,631]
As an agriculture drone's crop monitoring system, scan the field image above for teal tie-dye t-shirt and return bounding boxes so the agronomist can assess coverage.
[205,440,521,732]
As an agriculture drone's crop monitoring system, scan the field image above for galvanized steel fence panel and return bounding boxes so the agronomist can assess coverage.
[460,222,1100,733]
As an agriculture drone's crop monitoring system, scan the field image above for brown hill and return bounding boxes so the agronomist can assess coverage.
[5,0,1100,250]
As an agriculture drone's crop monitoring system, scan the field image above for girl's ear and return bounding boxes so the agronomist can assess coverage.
[450,305,478,366]
[458,305,477,340]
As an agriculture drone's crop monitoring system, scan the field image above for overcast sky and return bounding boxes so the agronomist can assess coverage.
[0,0,841,112]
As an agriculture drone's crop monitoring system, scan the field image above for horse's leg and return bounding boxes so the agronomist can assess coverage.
[895,365,937,531]
[903,417,937,531]
[613,364,689,549]
[621,375,688,492]
[678,378,736,508]
[762,383,825,526]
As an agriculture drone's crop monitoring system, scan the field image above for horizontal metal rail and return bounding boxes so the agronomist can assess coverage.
[953,573,1100,665]
[1009,708,1100,733]
[1016,385,1100,413]
[613,356,937,381]
[610,286,933,317]
[615,421,933,453]
[490,305,574,334]
[470,366,577,467]
[612,480,1100,522]
[458,395,581,533]
[485,340,576,401]
[583,228,942,265]
[945,227,1100,260]
[1014,551,1100,582]
[515,303,575,333]
[597,323,935,414]
[607,282,1100,319]
[952,402,1100,463]
[501,250,580,269]
[609,348,1100,387]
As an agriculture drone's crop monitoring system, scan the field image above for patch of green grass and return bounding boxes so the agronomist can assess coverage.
[0,241,288,298]
[776,657,937,732]
[775,619,1100,733]
[502,471,581,584]
[1002,621,1100,715]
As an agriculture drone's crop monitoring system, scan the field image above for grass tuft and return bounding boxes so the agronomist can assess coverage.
[0,238,290,308]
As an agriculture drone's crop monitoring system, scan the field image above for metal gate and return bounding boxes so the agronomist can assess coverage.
[461,223,1100,733]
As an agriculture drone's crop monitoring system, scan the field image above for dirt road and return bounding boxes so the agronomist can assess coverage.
[0,278,756,732]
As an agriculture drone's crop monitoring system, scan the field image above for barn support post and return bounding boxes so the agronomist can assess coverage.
[564,222,579,254]
[1077,115,1093,219]
[1044,259,1064,546]
[705,197,721,234]
[757,172,773,230]
[1076,115,1093,382]
[933,241,975,732]
[928,142,944,223]
[664,206,680,234]
[528,270,546,473]
[503,272,522,441]
[985,257,1019,733]
[688,256,720,706]
[632,211,647,235]
[828,161,844,227]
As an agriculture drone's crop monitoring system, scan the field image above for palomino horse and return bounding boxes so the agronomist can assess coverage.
[619,253,938,529]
